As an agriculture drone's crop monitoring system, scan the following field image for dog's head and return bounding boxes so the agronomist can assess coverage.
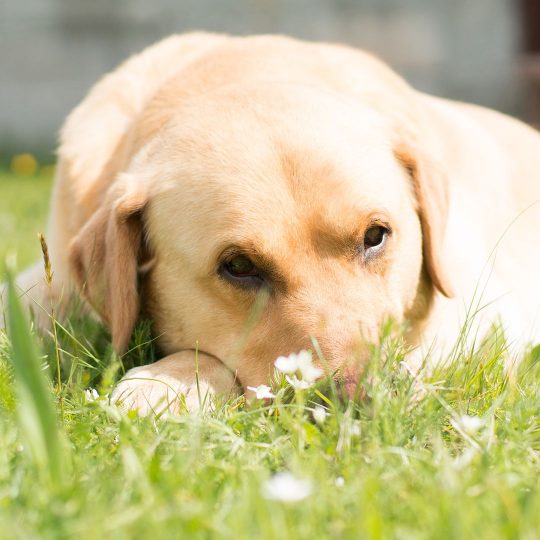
[69,83,452,389]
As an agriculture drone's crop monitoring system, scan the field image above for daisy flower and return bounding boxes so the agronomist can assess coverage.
[247,384,275,400]
[262,472,312,502]
[275,350,323,389]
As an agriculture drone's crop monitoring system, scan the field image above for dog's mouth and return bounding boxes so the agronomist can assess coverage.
[179,348,365,399]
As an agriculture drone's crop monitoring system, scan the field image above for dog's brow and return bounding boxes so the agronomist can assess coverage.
[304,210,391,259]
[308,224,361,258]
[303,210,361,253]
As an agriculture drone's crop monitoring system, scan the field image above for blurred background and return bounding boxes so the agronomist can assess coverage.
[2,0,540,162]
[1,0,539,270]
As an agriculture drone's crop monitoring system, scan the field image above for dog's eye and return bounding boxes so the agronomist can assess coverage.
[220,255,264,288]
[363,225,389,254]
[227,255,258,276]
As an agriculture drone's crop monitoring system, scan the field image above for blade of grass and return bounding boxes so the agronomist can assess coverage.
[5,266,68,489]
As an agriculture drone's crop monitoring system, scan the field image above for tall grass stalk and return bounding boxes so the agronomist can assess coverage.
[4,266,68,489]
[38,232,64,420]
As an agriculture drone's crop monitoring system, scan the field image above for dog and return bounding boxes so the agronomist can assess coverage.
[3,33,540,414]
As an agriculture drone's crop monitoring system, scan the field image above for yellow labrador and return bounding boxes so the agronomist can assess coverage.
[3,33,540,413]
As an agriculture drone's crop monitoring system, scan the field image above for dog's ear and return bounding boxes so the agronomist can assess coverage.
[395,143,454,298]
[69,175,150,352]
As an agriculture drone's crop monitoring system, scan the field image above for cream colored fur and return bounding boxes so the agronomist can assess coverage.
[3,33,540,414]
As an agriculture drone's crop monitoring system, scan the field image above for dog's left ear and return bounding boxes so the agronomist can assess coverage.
[394,142,454,298]
[69,174,150,352]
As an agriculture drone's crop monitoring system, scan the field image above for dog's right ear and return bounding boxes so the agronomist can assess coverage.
[69,174,149,353]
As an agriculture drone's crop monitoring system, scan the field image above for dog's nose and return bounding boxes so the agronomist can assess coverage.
[312,332,368,399]
[340,364,365,399]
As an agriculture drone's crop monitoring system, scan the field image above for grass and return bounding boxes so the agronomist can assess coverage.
[0,169,52,272]
[1,169,540,539]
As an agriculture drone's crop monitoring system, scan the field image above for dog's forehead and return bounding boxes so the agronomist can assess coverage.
[143,85,412,252]
[150,88,404,190]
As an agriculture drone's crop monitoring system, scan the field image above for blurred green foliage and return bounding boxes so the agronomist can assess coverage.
[0,167,52,275]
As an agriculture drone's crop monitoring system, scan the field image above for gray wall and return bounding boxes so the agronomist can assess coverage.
[1,0,523,159]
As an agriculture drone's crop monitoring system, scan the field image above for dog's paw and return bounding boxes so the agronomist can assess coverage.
[110,366,200,415]
[110,352,239,416]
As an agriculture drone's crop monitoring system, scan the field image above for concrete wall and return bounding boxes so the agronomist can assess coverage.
[1,0,523,158]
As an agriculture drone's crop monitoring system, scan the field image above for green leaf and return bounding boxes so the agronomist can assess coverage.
[5,267,68,489]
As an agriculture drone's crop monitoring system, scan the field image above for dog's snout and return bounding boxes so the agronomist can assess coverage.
[277,283,375,381]
[313,330,367,374]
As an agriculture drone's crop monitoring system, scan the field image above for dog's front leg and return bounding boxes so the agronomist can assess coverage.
[111,351,239,416]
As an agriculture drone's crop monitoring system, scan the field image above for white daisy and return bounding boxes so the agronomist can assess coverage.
[274,352,301,374]
[84,388,100,402]
[262,472,312,502]
[275,350,323,389]
[450,414,484,436]
[285,375,313,390]
[312,405,328,424]
[247,384,275,400]
[296,351,323,382]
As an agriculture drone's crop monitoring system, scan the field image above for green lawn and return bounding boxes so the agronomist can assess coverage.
[0,169,52,273]
[1,170,540,539]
